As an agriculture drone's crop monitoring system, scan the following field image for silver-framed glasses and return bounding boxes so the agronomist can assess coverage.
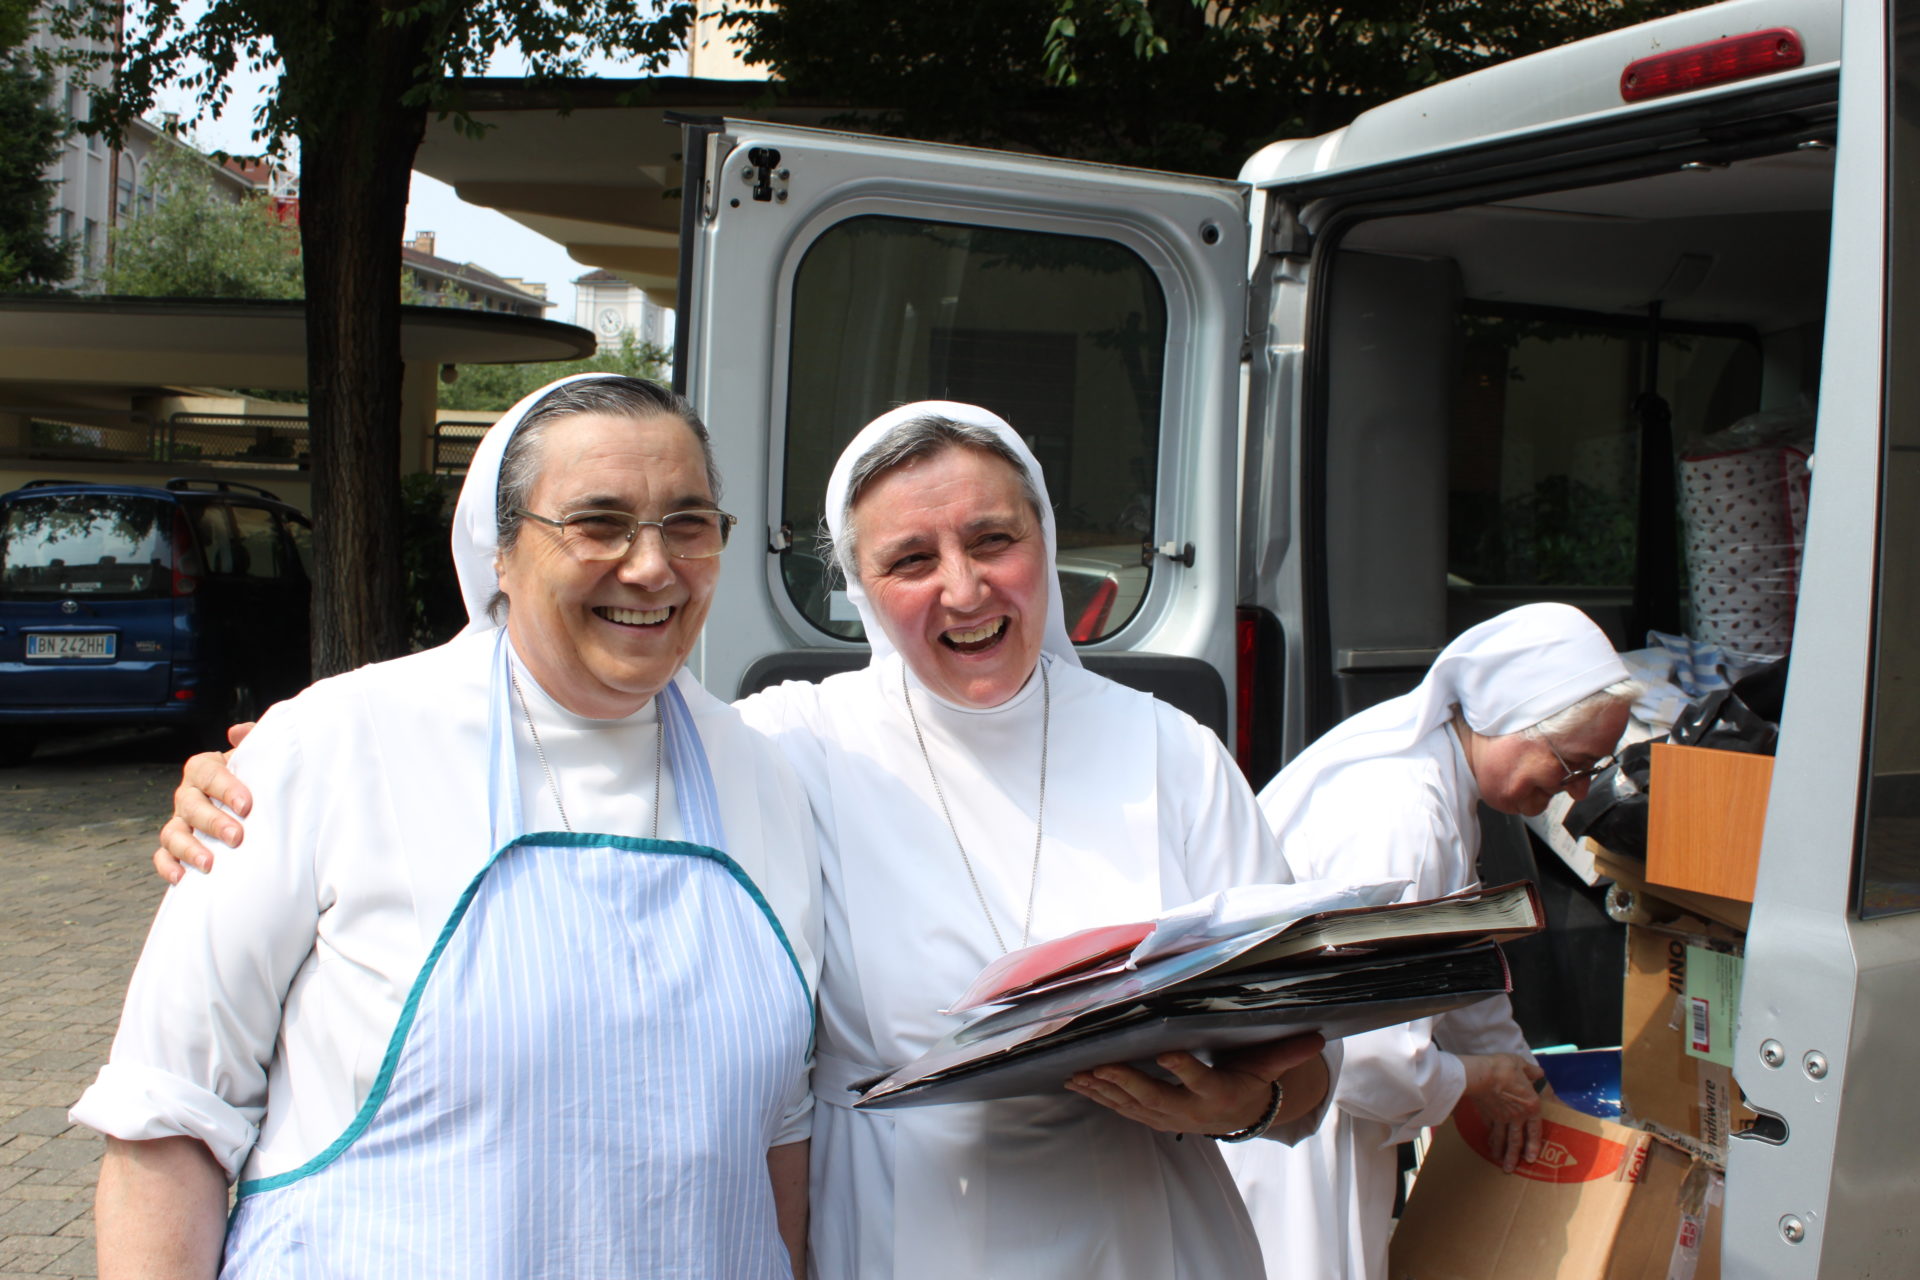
[513,506,737,561]
[1537,733,1618,789]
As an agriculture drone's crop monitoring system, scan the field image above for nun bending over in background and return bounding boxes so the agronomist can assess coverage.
[1223,602,1636,1280]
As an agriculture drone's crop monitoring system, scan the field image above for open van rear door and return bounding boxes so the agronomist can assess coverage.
[1725,0,1920,1272]
[675,120,1249,731]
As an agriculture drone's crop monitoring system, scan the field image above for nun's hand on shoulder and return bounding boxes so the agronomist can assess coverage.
[152,725,256,884]
[1063,1033,1328,1137]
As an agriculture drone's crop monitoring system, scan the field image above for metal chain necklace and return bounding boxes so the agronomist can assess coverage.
[511,667,663,840]
[901,655,1050,954]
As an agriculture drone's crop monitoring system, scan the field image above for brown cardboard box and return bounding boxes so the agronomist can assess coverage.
[1604,1138,1724,1280]
[1647,743,1774,903]
[1389,1098,1720,1280]
[1620,922,1757,1164]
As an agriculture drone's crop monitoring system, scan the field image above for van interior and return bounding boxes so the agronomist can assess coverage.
[1309,138,1835,1048]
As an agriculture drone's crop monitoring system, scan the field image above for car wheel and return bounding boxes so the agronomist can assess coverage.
[0,733,38,767]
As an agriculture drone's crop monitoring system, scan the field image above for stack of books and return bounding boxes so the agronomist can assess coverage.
[852,880,1544,1109]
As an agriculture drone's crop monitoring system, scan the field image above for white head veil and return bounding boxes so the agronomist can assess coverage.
[451,372,630,637]
[823,401,1082,670]
[1264,602,1629,813]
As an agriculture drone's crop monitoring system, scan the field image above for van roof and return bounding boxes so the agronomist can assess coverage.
[1240,0,1841,187]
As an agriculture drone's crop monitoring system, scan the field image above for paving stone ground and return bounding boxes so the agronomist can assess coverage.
[0,730,180,1279]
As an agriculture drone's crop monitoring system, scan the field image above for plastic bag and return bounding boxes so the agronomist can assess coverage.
[1678,408,1815,658]
[1561,664,1786,859]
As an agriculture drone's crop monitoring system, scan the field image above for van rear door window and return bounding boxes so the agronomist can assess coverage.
[0,495,170,599]
[781,215,1166,642]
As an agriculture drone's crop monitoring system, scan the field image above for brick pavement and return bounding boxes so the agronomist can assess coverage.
[0,732,179,1279]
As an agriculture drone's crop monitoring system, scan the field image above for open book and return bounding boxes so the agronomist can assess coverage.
[852,880,1543,1110]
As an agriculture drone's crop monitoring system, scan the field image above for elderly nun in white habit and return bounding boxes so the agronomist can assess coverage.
[728,401,1338,1279]
[1220,602,1634,1280]
[75,374,821,1278]
[154,399,1336,1278]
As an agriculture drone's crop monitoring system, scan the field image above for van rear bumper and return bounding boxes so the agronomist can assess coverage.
[0,703,200,730]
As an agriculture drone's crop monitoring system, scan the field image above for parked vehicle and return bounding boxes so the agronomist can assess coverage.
[671,0,1912,1270]
[0,478,312,762]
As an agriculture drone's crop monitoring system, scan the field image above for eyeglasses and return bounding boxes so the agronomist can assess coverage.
[514,506,737,561]
[1537,733,1618,790]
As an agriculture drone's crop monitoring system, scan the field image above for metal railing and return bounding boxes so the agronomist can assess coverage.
[163,414,309,468]
[432,420,494,474]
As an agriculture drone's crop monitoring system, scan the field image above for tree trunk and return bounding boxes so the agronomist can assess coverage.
[289,41,430,678]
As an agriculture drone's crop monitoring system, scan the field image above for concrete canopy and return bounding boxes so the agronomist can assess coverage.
[0,295,594,390]
[414,78,841,308]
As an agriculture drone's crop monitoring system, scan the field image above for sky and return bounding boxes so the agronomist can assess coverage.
[150,44,687,329]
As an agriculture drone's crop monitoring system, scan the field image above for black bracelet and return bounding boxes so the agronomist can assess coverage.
[1208,1079,1285,1143]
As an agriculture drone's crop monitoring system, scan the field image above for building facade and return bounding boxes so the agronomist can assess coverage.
[573,268,672,348]
[404,231,551,319]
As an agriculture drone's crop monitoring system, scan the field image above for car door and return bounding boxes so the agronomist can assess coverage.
[675,120,1250,736]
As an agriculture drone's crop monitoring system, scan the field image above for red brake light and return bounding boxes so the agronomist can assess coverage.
[170,508,201,597]
[1068,577,1118,642]
[1234,609,1258,777]
[1620,28,1804,103]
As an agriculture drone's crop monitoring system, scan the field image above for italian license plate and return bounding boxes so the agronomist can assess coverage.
[25,632,116,660]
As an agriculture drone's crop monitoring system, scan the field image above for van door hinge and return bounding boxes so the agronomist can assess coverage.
[1146,540,1196,568]
[741,147,790,203]
[768,521,793,553]
[1265,203,1312,260]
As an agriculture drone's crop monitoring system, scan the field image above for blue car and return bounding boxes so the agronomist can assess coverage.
[0,478,313,764]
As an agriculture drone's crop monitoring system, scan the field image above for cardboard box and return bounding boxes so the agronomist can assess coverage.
[1389,1098,1720,1279]
[1647,744,1774,903]
[1620,922,1757,1164]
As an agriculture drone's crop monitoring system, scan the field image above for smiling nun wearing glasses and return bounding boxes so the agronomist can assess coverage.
[73,375,822,1278]
[1221,602,1637,1280]
[152,399,1339,1279]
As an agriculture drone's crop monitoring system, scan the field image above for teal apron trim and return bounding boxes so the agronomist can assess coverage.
[234,830,812,1200]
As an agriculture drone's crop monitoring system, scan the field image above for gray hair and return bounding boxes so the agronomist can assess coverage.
[489,376,718,620]
[1523,679,1644,739]
[827,414,1045,581]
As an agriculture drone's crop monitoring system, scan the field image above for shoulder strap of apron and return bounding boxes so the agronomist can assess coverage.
[487,628,524,852]
[487,628,729,853]
[656,677,728,852]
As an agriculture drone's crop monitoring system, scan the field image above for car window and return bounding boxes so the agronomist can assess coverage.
[230,506,290,580]
[190,504,242,577]
[780,215,1168,642]
[0,494,171,599]
[284,515,313,579]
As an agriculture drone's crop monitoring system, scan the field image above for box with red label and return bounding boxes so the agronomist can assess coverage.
[1389,1096,1720,1280]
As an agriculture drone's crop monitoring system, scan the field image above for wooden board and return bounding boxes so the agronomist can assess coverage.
[1646,744,1774,905]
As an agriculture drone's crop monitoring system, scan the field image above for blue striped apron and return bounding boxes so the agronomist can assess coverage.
[221,633,813,1278]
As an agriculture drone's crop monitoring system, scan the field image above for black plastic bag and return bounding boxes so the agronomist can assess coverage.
[1560,666,1785,859]
[1563,740,1656,859]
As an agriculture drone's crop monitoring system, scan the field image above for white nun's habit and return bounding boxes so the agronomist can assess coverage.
[734,401,1334,1280]
[1222,603,1629,1280]
[73,375,821,1276]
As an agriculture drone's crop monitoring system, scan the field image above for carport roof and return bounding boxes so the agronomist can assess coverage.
[414,77,843,307]
[0,295,595,390]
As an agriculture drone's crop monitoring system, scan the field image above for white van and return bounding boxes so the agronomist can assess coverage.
[676,0,1914,1270]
